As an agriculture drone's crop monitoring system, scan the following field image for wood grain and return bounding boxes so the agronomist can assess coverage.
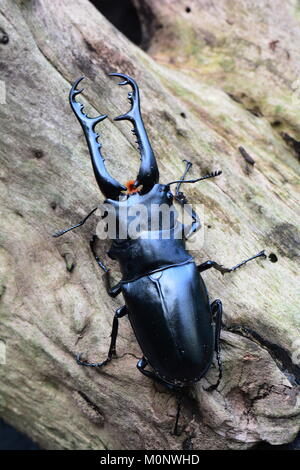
[0,0,299,449]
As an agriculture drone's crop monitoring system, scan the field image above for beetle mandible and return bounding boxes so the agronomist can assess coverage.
[53,73,266,434]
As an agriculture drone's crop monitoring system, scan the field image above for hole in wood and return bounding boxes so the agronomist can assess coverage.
[91,0,142,47]
[269,253,278,263]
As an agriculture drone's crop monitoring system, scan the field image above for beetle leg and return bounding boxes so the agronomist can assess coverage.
[197,250,267,275]
[204,299,223,392]
[137,357,184,435]
[137,358,182,435]
[173,390,184,436]
[90,235,122,298]
[102,272,122,298]
[137,357,178,390]
[174,160,201,239]
[76,305,128,367]
[52,207,98,238]
[179,202,201,240]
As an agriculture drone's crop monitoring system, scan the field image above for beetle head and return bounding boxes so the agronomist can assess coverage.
[101,183,178,242]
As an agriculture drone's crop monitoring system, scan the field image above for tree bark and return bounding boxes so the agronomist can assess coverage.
[0,0,299,450]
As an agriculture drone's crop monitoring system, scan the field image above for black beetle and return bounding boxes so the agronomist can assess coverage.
[53,73,266,434]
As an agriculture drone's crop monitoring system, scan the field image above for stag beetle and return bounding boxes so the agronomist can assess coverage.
[53,73,266,434]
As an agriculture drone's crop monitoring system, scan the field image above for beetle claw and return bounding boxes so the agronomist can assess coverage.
[69,76,126,199]
[109,72,159,193]
[76,352,110,368]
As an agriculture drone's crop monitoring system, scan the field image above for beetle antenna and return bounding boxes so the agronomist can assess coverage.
[168,170,222,186]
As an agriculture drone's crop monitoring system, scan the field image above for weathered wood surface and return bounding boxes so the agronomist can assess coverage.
[0,0,299,450]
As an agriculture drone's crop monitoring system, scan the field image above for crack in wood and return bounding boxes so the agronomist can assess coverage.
[225,324,300,385]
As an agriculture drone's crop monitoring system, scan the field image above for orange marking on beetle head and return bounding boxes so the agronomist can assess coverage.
[125,180,139,194]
